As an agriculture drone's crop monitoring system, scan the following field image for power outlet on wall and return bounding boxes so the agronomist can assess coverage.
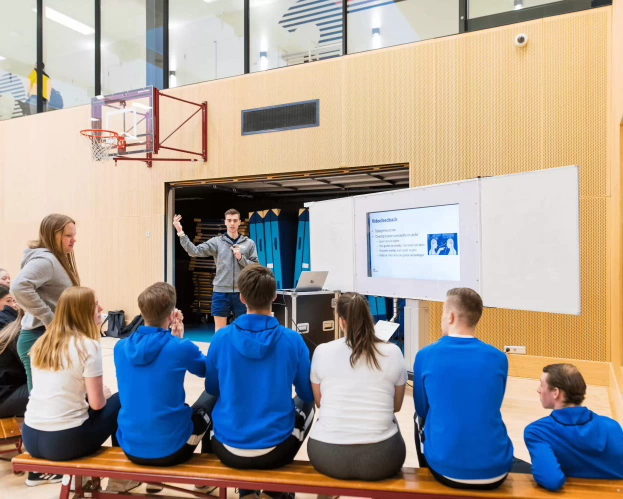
[504,346,526,355]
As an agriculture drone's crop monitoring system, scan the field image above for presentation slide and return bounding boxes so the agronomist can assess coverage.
[368,205,460,281]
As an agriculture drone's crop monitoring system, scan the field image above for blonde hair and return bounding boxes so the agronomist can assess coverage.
[31,287,99,371]
[29,214,80,286]
[0,307,23,355]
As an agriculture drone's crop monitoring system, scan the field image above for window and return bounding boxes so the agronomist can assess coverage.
[250,0,343,73]
[0,0,37,120]
[42,0,95,112]
[169,1,243,88]
[348,0,459,54]
[101,0,147,95]
[469,0,565,19]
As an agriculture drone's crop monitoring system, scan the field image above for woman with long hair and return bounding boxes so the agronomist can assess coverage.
[22,287,136,490]
[307,293,408,481]
[11,214,79,391]
[0,306,28,419]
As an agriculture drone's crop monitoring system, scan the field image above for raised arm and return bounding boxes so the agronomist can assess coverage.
[174,214,219,258]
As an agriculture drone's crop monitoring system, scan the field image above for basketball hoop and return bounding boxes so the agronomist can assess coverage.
[80,130,126,162]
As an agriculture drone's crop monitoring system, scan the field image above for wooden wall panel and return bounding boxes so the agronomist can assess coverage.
[0,8,613,363]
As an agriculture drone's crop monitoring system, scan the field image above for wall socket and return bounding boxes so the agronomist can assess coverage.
[504,345,526,354]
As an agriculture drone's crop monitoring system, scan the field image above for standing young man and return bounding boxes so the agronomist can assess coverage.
[174,209,259,331]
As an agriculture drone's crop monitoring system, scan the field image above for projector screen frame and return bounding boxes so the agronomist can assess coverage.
[354,180,481,301]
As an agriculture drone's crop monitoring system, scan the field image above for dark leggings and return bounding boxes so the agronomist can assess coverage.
[125,392,217,466]
[414,413,531,491]
[23,393,121,461]
[307,430,406,481]
[0,384,28,418]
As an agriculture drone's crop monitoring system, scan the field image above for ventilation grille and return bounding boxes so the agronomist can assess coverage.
[242,100,319,135]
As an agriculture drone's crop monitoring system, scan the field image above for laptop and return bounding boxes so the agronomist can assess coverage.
[293,271,329,292]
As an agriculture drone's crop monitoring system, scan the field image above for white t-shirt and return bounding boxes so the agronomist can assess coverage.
[310,337,408,445]
[25,337,103,431]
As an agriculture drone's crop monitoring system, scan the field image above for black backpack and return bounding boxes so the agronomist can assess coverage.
[102,310,125,338]
[119,315,144,338]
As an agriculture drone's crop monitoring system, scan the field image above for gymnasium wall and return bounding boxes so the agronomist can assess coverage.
[0,7,616,362]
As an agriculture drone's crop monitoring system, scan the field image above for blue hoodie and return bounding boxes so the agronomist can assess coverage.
[114,326,207,459]
[205,314,314,449]
[525,407,623,491]
[413,336,514,480]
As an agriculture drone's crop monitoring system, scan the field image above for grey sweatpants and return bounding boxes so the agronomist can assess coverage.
[307,430,406,481]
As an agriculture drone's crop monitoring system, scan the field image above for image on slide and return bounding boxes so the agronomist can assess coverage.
[428,233,458,256]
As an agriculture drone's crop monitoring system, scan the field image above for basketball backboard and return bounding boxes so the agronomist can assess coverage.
[90,86,155,157]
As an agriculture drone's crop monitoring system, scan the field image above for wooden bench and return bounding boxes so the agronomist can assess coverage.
[12,447,623,499]
[0,417,22,455]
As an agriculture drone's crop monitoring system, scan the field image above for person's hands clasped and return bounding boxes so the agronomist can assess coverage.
[173,214,184,235]
[232,245,242,261]
[171,308,185,339]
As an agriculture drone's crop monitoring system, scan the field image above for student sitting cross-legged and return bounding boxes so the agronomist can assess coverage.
[524,363,623,491]
[412,287,530,490]
[205,264,315,499]
[115,283,214,469]
[307,292,408,481]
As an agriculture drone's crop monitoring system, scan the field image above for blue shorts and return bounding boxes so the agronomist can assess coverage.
[212,292,246,318]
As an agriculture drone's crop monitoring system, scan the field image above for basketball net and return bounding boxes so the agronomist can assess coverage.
[80,130,125,162]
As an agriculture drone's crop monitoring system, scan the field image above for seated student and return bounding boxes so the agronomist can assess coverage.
[115,282,213,472]
[0,268,10,287]
[22,287,132,490]
[307,292,407,481]
[205,264,315,499]
[412,288,529,490]
[525,364,623,491]
[0,284,18,329]
[0,306,28,419]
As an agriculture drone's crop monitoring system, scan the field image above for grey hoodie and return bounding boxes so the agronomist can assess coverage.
[10,248,74,330]
[179,234,259,292]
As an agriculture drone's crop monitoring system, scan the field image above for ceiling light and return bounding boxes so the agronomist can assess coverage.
[132,103,152,111]
[514,0,523,10]
[33,7,95,35]
[0,55,5,61]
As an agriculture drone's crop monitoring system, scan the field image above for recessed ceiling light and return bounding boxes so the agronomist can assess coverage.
[0,55,6,61]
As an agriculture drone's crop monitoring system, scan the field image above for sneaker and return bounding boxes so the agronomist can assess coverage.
[239,489,260,499]
[105,479,141,493]
[261,493,295,499]
[194,485,218,495]
[25,472,63,487]
[146,483,164,494]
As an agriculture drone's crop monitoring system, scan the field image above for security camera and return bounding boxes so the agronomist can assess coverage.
[515,34,528,47]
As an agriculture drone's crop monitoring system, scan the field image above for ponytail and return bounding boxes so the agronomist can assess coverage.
[338,293,384,370]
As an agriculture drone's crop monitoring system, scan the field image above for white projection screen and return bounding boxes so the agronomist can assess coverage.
[353,181,482,302]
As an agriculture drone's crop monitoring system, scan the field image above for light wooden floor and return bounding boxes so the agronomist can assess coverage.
[0,337,612,498]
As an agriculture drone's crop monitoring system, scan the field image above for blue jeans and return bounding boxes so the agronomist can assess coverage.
[212,292,246,318]
[23,393,121,461]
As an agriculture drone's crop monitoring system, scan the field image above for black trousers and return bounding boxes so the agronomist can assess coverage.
[23,393,121,461]
[0,384,28,418]
[125,392,217,467]
[413,413,531,491]
[212,396,315,470]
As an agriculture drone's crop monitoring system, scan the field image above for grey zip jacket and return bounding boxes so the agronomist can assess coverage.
[10,248,74,330]
[179,234,259,293]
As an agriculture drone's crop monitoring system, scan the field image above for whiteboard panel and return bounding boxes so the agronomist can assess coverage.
[480,166,580,315]
[307,197,355,292]
[353,181,481,301]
